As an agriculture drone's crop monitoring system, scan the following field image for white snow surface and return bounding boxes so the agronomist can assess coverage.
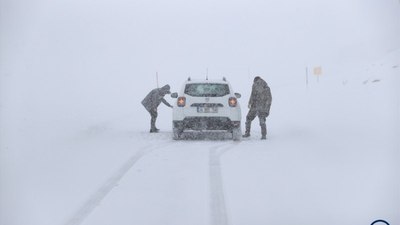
[1,1,400,225]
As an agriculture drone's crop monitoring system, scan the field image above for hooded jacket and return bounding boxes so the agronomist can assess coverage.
[248,78,272,113]
[141,85,172,111]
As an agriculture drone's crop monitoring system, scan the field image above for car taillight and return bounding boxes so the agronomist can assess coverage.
[229,97,237,107]
[177,97,186,107]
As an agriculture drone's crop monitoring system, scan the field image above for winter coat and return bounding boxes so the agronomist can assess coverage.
[248,78,272,113]
[141,85,172,112]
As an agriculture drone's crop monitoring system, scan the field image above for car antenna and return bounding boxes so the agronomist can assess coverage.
[206,68,208,80]
[222,76,226,81]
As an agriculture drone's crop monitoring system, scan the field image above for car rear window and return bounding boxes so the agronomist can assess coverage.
[184,83,230,97]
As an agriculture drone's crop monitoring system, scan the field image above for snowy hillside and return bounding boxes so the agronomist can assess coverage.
[1,0,400,225]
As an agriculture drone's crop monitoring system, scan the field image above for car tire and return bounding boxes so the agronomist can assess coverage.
[232,127,242,141]
[173,128,183,140]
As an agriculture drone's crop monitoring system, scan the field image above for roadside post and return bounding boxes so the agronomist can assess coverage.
[313,66,322,83]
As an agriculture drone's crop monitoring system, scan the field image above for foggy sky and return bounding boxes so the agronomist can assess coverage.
[1,0,399,80]
[0,0,399,124]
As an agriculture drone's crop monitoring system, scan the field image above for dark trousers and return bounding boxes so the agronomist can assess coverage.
[245,109,267,136]
[149,109,158,129]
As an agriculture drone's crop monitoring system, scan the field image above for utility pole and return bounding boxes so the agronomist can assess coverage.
[156,72,159,88]
[305,67,309,87]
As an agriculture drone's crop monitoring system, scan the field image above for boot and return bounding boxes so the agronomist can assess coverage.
[150,128,160,133]
[242,120,251,138]
[150,120,159,133]
[261,124,267,140]
[242,132,250,138]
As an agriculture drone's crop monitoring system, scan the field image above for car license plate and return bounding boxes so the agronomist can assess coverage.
[197,106,218,113]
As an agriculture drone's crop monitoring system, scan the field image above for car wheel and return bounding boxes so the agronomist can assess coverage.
[232,127,242,141]
[173,128,183,140]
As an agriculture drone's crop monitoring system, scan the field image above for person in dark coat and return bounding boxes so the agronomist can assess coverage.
[242,76,272,139]
[141,84,173,133]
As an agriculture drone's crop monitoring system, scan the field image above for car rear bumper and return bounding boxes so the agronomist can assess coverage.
[173,117,241,131]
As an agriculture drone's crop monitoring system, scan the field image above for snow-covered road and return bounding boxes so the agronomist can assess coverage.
[62,134,243,225]
[64,140,175,225]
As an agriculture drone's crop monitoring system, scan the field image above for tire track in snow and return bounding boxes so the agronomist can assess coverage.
[209,142,240,225]
[63,141,173,225]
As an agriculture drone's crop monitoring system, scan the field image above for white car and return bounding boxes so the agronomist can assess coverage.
[171,77,242,140]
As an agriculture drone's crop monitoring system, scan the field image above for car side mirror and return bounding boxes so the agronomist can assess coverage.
[234,93,241,98]
[171,92,178,98]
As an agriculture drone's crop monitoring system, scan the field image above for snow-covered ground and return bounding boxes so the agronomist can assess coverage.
[1,1,400,225]
[1,50,399,225]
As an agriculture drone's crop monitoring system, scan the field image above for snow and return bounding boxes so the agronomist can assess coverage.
[1,0,400,225]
